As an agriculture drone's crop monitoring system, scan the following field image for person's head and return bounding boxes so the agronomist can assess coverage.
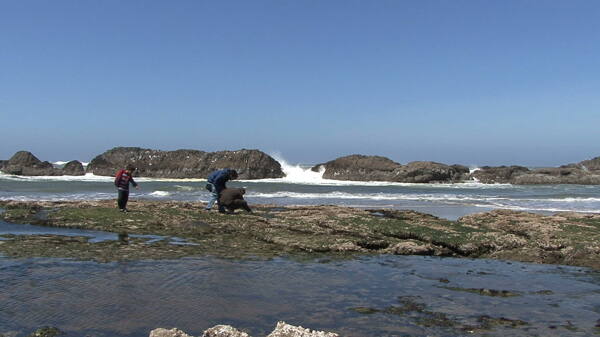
[126,164,136,173]
[229,169,238,180]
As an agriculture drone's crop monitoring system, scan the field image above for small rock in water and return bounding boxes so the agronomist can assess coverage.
[202,325,250,337]
[150,328,193,337]
[27,327,63,337]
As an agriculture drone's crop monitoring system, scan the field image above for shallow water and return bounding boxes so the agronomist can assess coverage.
[0,220,191,245]
[1,254,599,337]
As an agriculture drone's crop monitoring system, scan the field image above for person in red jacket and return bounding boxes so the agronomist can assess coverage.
[114,165,140,212]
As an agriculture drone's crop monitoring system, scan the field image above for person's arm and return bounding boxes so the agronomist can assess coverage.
[130,177,139,189]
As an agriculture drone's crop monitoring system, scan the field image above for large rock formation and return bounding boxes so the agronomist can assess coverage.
[61,160,85,176]
[0,151,85,176]
[1,151,59,176]
[149,322,339,337]
[578,156,600,171]
[469,165,530,184]
[311,154,468,183]
[86,147,284,179]
[470,157,600,185]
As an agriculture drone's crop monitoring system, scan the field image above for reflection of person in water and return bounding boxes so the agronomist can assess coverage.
[219,188,252,213]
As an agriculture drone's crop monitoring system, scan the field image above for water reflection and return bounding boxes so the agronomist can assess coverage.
[0,255,599,337]
[0,220,193,245]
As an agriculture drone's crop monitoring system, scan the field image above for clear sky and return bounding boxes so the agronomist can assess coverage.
[1,1,599,166]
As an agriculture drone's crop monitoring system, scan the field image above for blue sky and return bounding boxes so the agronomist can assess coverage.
[1,1,599,166]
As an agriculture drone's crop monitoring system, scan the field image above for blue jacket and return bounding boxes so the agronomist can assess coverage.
[207,169,235,192]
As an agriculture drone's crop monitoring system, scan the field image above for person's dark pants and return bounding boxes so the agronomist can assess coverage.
[117,189,129,210]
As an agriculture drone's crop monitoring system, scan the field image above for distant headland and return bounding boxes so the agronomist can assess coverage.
[2,147,600,184]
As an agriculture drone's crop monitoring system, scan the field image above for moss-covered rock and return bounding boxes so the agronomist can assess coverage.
[1,200,599,269]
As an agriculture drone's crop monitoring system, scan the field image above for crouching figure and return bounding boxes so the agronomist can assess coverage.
[219,188,252,213]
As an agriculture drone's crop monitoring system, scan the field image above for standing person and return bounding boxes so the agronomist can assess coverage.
[204,168,238,212]
[114,165,139,212]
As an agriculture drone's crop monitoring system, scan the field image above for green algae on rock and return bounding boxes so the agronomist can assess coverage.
[1,200,599,269]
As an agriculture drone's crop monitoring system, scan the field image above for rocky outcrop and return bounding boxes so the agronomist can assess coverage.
[470,162,600,185]
[61,160,85,176]
[0,151,86,176]
[513,167,600,185]
[1,151,59,176]
[577,156,600,171]
[149,322,338,337]
[393,161,469,183]
[86,147,284,179]
[469,166,530,184]
[311,155,468,183]
[311,155,400,181]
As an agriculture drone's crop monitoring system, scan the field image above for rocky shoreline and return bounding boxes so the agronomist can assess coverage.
[1,200,598,269]
[151,322,339,337]
[2,148,600,184]
[19,322,340,337]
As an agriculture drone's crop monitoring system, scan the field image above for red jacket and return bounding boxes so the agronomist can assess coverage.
[115,170,137,191]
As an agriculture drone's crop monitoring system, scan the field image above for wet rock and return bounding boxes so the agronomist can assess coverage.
[469,156,600,185]
[266,322,339,337]
[61,160,85,175]
[576,156,600,171]
[469,165,530,184]
[311,154,400,181]
[513,167,600,185]
[86,147,284,179]
[462,315,528,332]
[201,325,250,337]
[2,151,59,176]
[2,200,599,269]
[385,242,435,255]
[443,287,520,297]
[149,322,338,337]
[392,161,469,183]
[0,152,86,176]
[150,328,193,337]
[26,327,63,337]
[312,154,466,183]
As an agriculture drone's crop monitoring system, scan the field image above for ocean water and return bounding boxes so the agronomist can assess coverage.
[1,158,600,220]
[1,254,599,337]
[2,159,600,336]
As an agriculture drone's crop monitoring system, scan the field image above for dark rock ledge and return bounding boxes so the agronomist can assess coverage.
[312,154,600,184]
[0,147,284,179]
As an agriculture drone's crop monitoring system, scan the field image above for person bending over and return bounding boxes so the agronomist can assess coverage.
[219,188,252,213]
[204,168,238,213]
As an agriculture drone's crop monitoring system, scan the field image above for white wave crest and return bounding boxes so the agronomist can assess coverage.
[149,191,171,197]
[174,185,196,191]
[249,191,498,202]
